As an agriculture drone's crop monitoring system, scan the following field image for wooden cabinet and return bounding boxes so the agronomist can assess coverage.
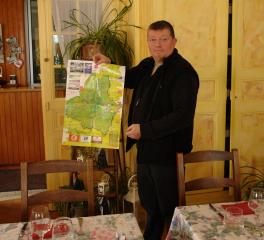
[0,88,45,166]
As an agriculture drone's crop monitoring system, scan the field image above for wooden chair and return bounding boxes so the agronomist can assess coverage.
[21,159,94,221]
[176,149,241,206]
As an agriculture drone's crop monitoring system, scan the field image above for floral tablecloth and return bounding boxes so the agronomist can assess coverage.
[166,202,263,240]
[0,213,143,240]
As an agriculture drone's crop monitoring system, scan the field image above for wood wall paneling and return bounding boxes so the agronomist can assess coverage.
[0,0,45,167]
[0,90,45,165]
[0,0,27,86]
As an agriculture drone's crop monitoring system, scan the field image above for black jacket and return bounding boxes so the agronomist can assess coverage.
[125,49,199,165]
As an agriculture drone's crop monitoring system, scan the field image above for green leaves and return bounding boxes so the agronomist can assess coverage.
[240,165,264,199]
[63,0,141,67]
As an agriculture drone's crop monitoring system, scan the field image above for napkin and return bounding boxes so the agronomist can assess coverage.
[221,201,254,215]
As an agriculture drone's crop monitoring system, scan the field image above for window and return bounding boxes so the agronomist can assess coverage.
[26,0,40,85]
[26,0,104,88]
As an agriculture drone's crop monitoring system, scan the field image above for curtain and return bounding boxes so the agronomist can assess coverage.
[52,0,104,61]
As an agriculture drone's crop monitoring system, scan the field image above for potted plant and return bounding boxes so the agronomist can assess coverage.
[240,165,264,199]
[63,0,140,67]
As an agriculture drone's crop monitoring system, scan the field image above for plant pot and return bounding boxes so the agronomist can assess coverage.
[81,43,102,60]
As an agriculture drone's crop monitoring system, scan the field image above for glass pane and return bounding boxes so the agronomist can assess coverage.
[52,0,104,98]
[52,0,77,33]
[54,68,67,85]
[53,34,78,98]
[53,34,76,64]
[52,35,65,97]
[52,0,79,98]
[30,0,41,84]
[79,0,102,28]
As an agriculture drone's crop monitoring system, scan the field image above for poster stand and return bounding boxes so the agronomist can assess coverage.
[70,122,127,214]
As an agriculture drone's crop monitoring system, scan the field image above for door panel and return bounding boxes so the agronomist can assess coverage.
[129,0,229,179]
[231,0,264,171]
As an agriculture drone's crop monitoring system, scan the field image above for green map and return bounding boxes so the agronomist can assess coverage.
[62,60,125,149]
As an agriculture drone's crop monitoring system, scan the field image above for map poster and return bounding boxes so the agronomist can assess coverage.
[62,60,126,149]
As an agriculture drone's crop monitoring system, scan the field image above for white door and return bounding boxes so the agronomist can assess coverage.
[38,0,104,188]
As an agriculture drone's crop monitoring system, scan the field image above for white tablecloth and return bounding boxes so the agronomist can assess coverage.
[166,202,263,240]
[0,213,143,240]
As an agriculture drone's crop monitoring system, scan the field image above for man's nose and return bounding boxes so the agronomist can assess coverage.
[153,39,162,46]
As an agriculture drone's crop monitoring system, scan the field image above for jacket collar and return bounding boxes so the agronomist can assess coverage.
[164,48,178,65]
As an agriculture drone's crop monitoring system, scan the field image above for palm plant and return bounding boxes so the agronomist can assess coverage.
[63,0,140,67]
[240,165,264,199]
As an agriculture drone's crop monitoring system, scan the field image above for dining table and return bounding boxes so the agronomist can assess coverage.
[0,213,144,240]
[166,201,263,240]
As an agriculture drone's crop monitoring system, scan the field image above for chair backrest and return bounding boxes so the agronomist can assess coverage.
[176,149,241,206]
[21,159,94,221]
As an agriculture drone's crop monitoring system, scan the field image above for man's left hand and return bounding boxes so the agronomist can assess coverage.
[126,124,141,140]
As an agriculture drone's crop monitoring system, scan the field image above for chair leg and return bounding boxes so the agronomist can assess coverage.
[133,202,136,215]
[122,199,125,213]
[162,222,170,240]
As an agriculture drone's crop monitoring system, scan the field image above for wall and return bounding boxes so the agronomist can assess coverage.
[0,0,27,86]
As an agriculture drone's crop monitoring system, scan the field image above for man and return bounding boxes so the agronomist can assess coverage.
[94,20,199,240]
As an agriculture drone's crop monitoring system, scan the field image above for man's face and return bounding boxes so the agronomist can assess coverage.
[147,28,176,63]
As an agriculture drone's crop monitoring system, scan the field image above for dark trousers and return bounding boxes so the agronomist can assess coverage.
[137,164,178,240]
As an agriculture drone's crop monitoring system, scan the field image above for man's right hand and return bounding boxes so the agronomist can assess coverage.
[93,53,111,64]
